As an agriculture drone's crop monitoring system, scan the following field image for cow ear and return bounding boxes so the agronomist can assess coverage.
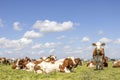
[101,43,105,46]
[92,43,96,46]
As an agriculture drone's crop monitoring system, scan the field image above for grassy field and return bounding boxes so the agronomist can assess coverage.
[0,62,120,80]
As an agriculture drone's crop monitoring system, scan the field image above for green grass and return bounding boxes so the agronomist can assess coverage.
[0,62,120,80]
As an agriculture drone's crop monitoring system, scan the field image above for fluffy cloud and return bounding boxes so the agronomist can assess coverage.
[13,22,22,31]
[23,30,43,39]
[0,37,32,49]
[81,37,90,42]
[99,37,112,43]
[32,44,42,49]
[63,45,74,54]
[56,35,66,40]
[33,20,73,32]
[0,19,4,27]
[32,42,62,50]
[49,49,55,53]
[38,50,46,55]
[114,38,120,44]
[63,46,83,56]
[44,42,61,48]
[19,38,32,45]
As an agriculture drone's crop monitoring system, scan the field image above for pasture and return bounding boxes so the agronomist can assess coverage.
[0,62,120,80]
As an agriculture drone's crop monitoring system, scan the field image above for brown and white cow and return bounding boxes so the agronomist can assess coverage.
[0,57,11,65]
[87,56,108,68]
[86,61,96,68]
[12,57,31,70]
[34,55,62,74]
[59,57,74,73]
[103,56,108,67]
[12,55,81,73]
[112,60,120,68]
[92,42,105,70]
[34,56,78,74]
[74,58,82,68]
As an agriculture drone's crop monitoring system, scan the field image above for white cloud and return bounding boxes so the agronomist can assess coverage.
[81,37,90,42]
[32,44,42,49]
[0,37,32,49]
[38,50,45,55]
[63,45,73,53]
[44,42,61,48]
[5,51,13,54]
[49,49,55,53]
[23,30,43,39]
[13,22,22,31]
[56,35,66,39]
[33,20,73,32]
[98,30,104,35]
[0,19,4,27]
[114,38,120,44]
[32,42,62,50]
[64,45,72,50]
[99,37,112,43]
[19,38,32,45]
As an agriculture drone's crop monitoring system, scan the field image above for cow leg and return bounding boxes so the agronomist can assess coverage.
[95,60,99,70]
[100,61,103,70]
[96,63,98,70]
[95,56,99,70]
[93,56,98,70]
[99,56,103,70]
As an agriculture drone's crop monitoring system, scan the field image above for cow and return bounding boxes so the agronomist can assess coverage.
[12,58,21,69]
[59,57,74,72]
[112,60,120,68]
[103,56,108,67]
[87,56,108,68]
[12,55,82,73]
[34,60,63,74]
[34,56,77,74]
[34,56,63,74]
[86,61,96,68]
[0,57,11,65]
[74,58,82,68]
[92,42,105,70]
[12,57,31,70]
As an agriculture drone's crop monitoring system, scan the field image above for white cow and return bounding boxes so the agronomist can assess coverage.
[34,59,66,74]
[25,62,35,71]
[34,57,76,74]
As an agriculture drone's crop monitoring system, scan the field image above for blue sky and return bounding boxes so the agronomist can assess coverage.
[0,0,120,59]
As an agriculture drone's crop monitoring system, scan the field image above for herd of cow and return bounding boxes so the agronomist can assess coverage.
[0,42,120,74]
[0,55,82,73]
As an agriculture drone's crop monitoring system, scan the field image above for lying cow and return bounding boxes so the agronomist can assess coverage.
[34,57,74,74]
[0,57,11,65]
[112,60,120,68]
[86,61,95,68]
[12,57,31,70]
[34,56,81,74]
[103,56,108,67]
[87,56,108,68]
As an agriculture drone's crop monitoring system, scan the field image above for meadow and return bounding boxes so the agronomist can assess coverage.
[0,62,120,80]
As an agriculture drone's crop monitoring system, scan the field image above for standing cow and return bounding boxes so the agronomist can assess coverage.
[92,42,105,70]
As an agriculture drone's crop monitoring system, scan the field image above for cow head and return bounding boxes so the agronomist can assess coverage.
[92,42,105,50]
[45,55,57,63]
[74,58,82,68]
[92,42,105,55]
[59,58,74,72]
